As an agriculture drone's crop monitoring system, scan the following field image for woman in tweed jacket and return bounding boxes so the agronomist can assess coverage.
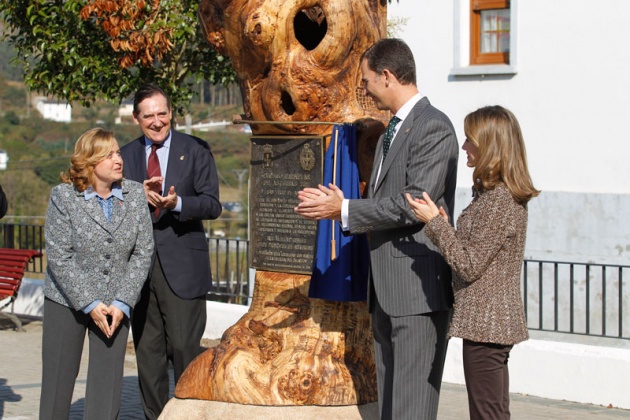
[406,106,539,420]
[40,128,154,420]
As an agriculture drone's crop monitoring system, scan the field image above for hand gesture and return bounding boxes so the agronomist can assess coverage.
[405,192,449,224]
[294,183,345,221]
[89,302,113,338]
[161,186,178,210]
[143,176,163,195]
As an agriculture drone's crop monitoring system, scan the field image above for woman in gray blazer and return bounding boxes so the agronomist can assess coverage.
[39,128,154,420]
[406,106,539,420]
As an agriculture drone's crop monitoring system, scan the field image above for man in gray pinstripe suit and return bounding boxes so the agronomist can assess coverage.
[296,38,458,419]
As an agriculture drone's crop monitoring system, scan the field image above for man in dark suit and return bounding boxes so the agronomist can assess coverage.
[120,84,222,419]
[295,39,459,419]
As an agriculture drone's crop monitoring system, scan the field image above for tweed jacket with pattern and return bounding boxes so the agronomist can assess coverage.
[44,179,154,311]
[425,183,529,345]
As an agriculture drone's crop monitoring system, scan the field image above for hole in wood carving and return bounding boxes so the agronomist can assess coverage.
[294,6,327,51]
[281,91,296,115]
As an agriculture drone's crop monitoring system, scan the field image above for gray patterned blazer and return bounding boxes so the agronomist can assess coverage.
[347,97,459,316]
[44,179,154,311]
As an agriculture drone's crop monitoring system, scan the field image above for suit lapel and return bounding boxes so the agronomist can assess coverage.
[108,187,128,234]
[80,192,125,235]
[164,131,186,194]
[369,134,385,197]
[373,97,430,194]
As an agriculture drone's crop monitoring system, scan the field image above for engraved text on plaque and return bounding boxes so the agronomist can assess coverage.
[250,136,324,274]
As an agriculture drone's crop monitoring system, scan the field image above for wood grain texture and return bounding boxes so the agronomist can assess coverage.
[175,271,377,405]
[199,0,388,135]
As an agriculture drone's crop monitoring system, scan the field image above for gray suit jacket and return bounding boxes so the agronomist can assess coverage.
[120,130,222,299]
[44,180,154,311]
[348,97,458,316]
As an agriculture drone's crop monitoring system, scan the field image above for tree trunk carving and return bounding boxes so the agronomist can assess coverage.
[176,271,376,405]
[175,0,390,406]
[198,0,388,136]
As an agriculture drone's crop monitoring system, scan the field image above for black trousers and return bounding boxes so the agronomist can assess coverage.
[131,255,206,420]
[40,298,129,420]
[462,339,514,420]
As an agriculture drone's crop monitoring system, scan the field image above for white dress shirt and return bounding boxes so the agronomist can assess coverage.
[144,131,182,212]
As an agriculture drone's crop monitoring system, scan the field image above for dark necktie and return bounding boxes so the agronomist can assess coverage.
[382,116,401,159]
[147,143,162,218]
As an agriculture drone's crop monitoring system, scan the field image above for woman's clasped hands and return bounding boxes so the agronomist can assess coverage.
[89,302,124,338]
[405,191,449,224]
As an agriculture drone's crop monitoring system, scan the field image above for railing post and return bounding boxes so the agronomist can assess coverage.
[3,223,15,248]
[585,265,591,336]
[617,267,623,338]
[554,263,559,332]
[602,266,607,336]
[538,261,543,330]
[570,264,575,334]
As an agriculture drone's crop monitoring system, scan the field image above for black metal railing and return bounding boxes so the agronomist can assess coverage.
[206,236,250,305]
[0,222,46,273]
[2,222,629,339]
[523,259,629,340]
[0,222,251,304]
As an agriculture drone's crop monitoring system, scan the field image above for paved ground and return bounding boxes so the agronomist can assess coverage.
[1,318,629,419]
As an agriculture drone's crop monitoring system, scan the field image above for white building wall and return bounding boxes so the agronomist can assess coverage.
[388,0,630,265]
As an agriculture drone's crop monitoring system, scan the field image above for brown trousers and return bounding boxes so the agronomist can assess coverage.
[462,339,514,420]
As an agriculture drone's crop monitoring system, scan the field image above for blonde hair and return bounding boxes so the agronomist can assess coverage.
[60,128,119,192]
[464,106,540,204]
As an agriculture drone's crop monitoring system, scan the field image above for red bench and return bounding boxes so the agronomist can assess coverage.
[0,248,43,331]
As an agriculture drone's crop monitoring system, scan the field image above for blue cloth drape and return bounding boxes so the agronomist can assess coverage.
[308,124,370,302]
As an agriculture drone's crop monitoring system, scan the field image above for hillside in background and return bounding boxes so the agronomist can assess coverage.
[0,75,251,237]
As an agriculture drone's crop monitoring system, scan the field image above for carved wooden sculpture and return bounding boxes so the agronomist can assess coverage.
[199,0,387,136]
[174,0,389,406]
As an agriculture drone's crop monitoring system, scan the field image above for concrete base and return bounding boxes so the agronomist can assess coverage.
[158,399,379,419]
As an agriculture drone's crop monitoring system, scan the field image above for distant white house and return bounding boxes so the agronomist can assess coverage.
[118,100,134,118]
[34,98,72,123]
[116,100,134,124]
[0,150,7,170]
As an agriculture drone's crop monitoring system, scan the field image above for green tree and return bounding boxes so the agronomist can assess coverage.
[0,0,235,114]
[3,110,19,125]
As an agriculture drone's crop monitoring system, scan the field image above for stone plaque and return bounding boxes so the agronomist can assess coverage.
[250,136,324,274]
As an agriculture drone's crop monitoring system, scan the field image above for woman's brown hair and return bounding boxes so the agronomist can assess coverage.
[464,106,540,204]
[60,128,118,192]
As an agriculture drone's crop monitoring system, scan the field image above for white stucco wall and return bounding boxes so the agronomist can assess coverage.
[389,0,630,195]
[388,0,630,265]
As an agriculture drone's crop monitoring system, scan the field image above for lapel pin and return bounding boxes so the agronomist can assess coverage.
[180,156,185,160]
